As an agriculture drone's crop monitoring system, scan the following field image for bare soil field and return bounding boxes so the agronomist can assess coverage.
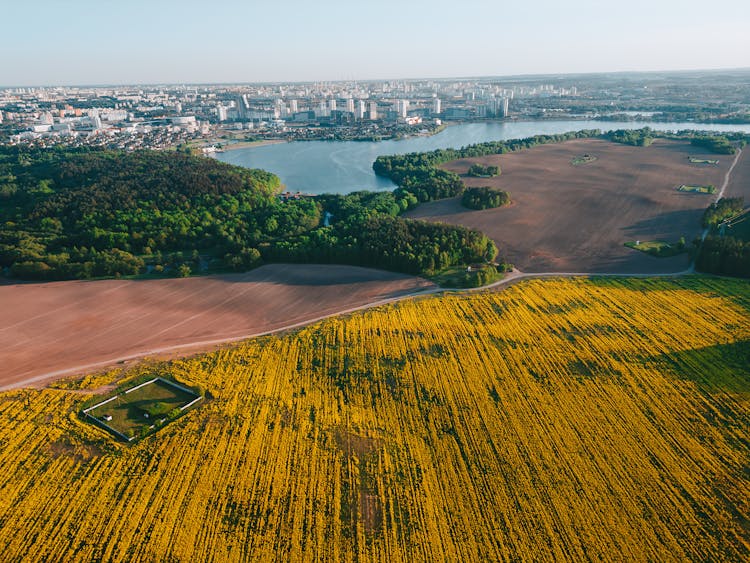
[0,264,434,391]
[406,139,733,273]
[724,146,750,201]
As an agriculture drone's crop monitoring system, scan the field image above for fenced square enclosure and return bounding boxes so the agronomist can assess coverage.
[84,378,202,441]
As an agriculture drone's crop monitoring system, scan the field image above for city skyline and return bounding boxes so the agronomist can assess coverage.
[3,0,750,86]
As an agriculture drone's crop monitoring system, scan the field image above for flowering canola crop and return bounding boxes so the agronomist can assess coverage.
[0,277,748,562]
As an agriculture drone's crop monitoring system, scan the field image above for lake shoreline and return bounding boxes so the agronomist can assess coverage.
[216,120,750,195]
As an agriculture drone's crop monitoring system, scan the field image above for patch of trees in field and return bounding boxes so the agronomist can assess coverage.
[0,146,496,281]
[604,128,749,154]
[461,187,511,210]
[690,136,737,154]
[606,127,744,148]
[605,128,655,146]
[702,197,744,228]
[467,164,500,177]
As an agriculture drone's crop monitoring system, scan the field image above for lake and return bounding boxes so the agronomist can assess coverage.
[215,120,750,194]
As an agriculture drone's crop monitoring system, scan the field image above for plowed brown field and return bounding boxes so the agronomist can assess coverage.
[0,264,434,391]
[406,139,737,272]
[725,144,750,201]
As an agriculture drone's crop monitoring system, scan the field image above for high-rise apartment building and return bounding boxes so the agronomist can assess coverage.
[396,99,409,118]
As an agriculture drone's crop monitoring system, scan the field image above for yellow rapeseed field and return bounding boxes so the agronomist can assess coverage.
[0,277,748,562]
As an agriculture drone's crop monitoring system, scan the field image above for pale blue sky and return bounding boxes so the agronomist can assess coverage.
[2,0,749,85]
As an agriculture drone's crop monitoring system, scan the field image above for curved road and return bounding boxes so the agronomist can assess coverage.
[2,148,744,393]
[0,267,699,393]
[700,146,743,243]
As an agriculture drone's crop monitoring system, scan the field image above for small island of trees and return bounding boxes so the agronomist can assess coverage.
[467,164,500,177]
[690,136,737,155]
[461,187,511,210]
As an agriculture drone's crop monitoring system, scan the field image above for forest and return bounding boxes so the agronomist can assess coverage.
[694,197,749,277]
[0,146,496,281]
[695,236,750,277]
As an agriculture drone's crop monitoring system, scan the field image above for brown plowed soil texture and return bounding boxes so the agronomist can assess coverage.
[725,146,750,201]
[0,264,435,390]
[405,139,733,273]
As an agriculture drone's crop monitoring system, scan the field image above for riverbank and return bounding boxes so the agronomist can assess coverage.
[225,139,288,151]
[216,120,750,195]
[203,138,288,152]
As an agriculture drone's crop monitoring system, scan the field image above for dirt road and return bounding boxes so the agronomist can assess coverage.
[0,264,435,391]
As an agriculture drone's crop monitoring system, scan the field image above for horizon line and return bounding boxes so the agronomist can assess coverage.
[3,66,750,90]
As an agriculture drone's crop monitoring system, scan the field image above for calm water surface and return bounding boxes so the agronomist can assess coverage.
[215,120,750,194]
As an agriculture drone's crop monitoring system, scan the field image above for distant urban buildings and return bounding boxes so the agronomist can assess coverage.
[0,76,619,149]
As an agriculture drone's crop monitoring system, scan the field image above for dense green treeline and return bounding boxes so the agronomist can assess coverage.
[0,146,497,282]
[695,197,749,278]
[604,128,749,153]
[461,187,511,210]
[695,236,750,278]
[690,136,738,154]
[260,213,496,275]
[604,128,655,146]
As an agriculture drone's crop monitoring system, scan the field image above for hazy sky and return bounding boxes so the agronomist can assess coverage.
[3,0,749,85]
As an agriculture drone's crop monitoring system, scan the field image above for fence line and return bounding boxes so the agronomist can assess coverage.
[124,378,159,394]
[82,394,120,414]
[180,396,203,411]
[82,376,204,442]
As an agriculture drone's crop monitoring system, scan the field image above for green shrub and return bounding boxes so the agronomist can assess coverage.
[461,187,511,210]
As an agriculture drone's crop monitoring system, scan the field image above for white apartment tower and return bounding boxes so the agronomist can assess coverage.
[432,98,441,115]
[368,101,378,120]
[396,99,409,118]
